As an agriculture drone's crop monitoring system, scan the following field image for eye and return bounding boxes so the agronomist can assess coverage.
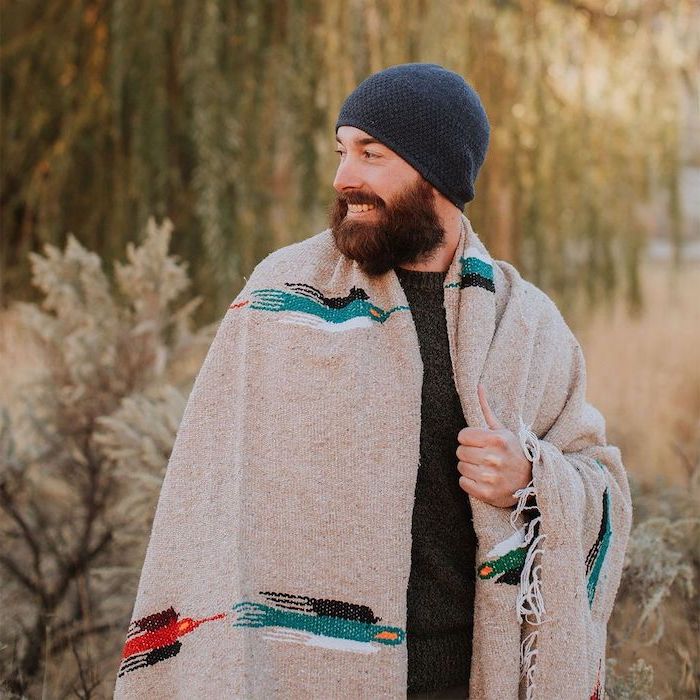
[363,151,380,159]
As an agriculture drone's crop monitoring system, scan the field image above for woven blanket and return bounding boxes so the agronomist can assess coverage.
[113,214,632,699]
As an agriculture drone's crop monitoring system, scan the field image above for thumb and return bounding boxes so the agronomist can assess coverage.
[478,383,503,430]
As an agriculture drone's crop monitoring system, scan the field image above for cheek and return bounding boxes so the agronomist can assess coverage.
[363,174,393,205]
[376,184,396,207]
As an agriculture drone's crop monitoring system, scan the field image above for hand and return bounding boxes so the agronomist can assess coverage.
[456,384,533,508]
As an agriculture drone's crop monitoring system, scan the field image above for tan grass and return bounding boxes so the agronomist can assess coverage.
[578,260,700,485]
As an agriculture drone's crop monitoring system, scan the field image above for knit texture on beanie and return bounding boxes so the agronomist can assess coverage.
[335,63,490,209]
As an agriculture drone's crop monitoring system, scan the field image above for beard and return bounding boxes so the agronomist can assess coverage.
[328,175,447,277]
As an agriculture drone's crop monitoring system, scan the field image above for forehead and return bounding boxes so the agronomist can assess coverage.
[334,125,424,184]
[336,125,384,147]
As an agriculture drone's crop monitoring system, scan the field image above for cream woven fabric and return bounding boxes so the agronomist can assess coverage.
[114,214,632,699]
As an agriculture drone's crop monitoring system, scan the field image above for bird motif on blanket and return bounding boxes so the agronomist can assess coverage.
[444,248,495,292]
[232,590,405,653]
[229,282,410,331]
[118,606,226,677]
[585,487,612,607]
[477,525,531,585]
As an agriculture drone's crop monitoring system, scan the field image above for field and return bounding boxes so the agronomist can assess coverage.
[580,260,700,487]
[578,260,700,697]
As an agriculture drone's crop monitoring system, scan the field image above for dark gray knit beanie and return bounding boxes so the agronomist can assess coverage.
[335,63,490,210]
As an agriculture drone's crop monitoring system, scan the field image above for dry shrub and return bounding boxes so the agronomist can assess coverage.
[606,465,700,698]
[0,217,214,698]
[581,261,700,698]
[605,658,659,700]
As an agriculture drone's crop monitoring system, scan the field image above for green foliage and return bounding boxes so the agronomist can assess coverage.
[2,0,696,320]
[0,217,213,697]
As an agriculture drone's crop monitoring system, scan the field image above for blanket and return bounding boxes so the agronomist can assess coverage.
[113,213,632,699]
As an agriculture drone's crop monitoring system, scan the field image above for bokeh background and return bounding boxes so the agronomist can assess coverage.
[1,1,698,697]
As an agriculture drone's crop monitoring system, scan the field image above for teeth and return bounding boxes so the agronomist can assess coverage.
[348,203,375,212]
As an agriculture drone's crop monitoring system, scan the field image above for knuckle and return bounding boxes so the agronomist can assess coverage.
[488,453,503,468]
[492,433,507,450]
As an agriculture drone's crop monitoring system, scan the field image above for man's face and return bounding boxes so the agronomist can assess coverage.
[329,126,446,277]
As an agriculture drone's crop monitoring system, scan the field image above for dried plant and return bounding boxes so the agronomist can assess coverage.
[605,441,700,697]
[0,217,213,697]
[605,658,660,700]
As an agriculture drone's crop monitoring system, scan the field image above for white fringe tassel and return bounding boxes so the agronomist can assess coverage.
[511,418,547,700]
[520,630,539,699]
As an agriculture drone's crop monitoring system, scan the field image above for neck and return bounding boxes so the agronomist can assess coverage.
[396,208,463,273]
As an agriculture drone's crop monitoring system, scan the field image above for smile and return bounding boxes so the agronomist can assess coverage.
[347,203,376,213]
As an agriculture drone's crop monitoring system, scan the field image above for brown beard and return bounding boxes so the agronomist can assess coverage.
[328,175,446,277]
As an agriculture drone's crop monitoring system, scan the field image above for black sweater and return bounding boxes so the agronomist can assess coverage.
[395,266,477,694]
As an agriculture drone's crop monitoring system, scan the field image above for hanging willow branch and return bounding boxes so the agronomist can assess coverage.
[1,0,695,322]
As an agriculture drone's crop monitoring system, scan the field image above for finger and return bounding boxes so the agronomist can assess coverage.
[456,444,487,464]
[458,460,497,485]
[478,383,504,430]
[457,445,503,469]
[458,474,479,494]
[457,460,480,479]
[458,475,492,503]
[457,426,492,446]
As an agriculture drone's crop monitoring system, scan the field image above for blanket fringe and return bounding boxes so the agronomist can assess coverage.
[520,630,539,700]
[516,518,546,624]
[511,418,547,700]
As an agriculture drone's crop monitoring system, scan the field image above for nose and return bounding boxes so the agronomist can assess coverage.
[332,155,365,194]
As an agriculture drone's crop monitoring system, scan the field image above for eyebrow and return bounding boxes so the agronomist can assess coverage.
[335,135,383,147]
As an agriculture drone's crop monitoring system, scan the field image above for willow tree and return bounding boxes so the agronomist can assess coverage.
[1,0,696,320]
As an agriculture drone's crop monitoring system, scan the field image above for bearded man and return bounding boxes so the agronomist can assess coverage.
[114,63,632,700]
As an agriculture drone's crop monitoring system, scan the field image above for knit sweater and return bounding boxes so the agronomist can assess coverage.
[113,213,632,699]
[395,266,475,694]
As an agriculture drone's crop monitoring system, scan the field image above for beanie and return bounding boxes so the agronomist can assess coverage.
[335,63,490,210]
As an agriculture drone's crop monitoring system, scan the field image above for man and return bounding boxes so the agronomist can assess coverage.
[114,64,632,700]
